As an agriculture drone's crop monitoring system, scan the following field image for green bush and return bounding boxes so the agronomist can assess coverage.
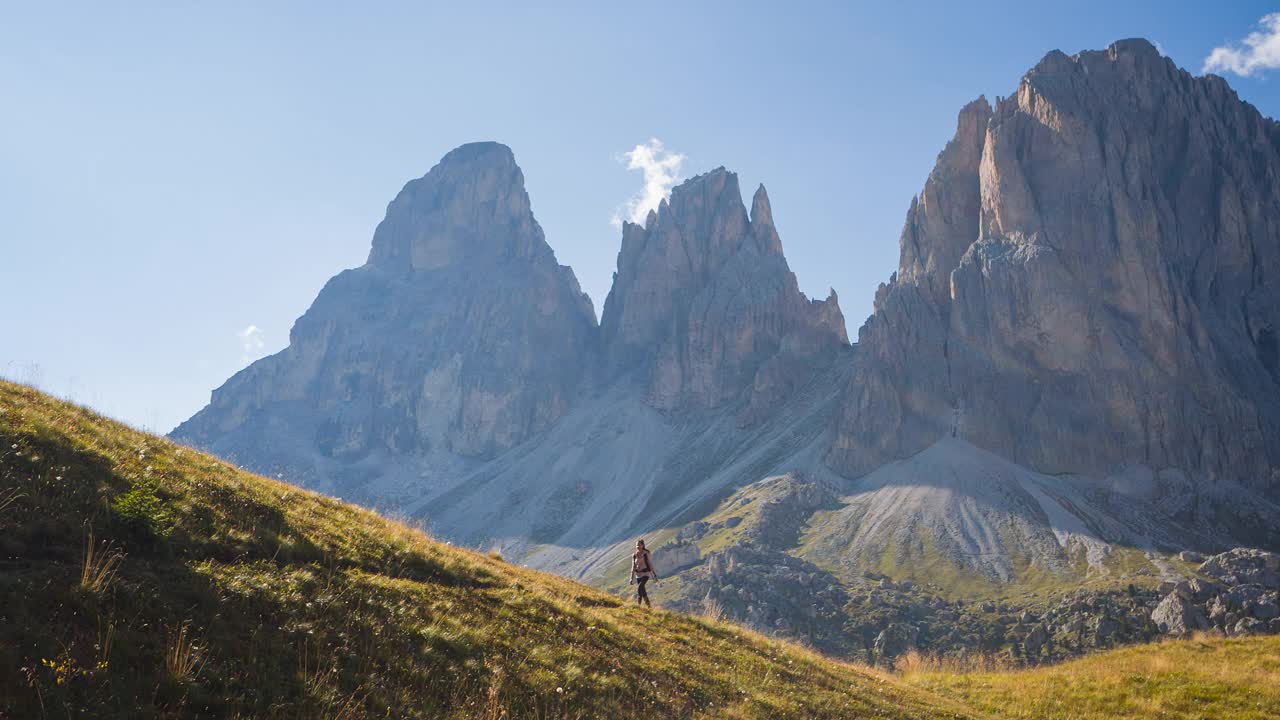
[110,476,173,538]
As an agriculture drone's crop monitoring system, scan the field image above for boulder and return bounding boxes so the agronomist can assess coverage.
[1187,578,1222,603]
[1151,591,1210,635]
[1251,600,1279,621]
[1233,617,1266,636]
[874,623,920,660]
[1024,624,1049,655]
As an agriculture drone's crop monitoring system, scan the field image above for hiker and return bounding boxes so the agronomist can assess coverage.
[630,539,658,607]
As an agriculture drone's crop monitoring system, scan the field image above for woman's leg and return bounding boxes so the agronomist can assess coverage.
[637,577,650,606]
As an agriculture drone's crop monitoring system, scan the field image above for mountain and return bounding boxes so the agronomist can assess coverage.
[819,39,1280,594]
[172,40,1280,663]
[174,142,598,488]
[831,38,1280,507]
[174,156,853,582]
[8,381,1280,719]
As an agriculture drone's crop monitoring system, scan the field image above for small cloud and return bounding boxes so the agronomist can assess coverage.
[611,138,685,228]
[238,325,265,364]
[1203,13,1280,77]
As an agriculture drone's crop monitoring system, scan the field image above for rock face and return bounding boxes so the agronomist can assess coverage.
[600,170,847,417]
[173,143,598,470]
[657,541,701,574]
[829,40,1280,511]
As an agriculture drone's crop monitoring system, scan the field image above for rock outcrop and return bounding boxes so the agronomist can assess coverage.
[657,541,701,574]
[1199,547,1280,588]
[173,142,598,470]
[1149,548,1280,637]
[830,39,1280,514]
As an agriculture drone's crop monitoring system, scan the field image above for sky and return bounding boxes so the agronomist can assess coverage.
[3,2,1280,433]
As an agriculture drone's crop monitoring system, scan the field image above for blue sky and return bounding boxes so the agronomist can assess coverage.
[3,2,1279,432]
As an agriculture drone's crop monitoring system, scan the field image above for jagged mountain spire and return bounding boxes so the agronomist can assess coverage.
[600,167,846,413]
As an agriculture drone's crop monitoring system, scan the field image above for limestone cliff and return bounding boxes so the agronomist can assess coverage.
[830,40,1280,503]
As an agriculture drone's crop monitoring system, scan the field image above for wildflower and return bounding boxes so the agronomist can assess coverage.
[556,687,564,694]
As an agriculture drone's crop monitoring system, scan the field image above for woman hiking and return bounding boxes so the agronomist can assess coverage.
[630,539,658,607]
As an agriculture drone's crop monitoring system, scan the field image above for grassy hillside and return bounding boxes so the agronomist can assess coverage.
[0,380,971,719]
[905,634,1280,719]
[5,379,1280,720]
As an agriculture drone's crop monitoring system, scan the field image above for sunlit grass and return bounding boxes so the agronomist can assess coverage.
[905,633,1280,720]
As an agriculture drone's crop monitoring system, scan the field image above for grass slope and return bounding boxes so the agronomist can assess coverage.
[906,635,1280,719]
[5,380,1280,720]
[0,381,969,719]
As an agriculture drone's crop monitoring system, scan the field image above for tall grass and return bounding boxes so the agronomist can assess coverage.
[165,622,202,681]
[79,527,124,594]
[701,595,725,622]
[894,649,1013,674]
[0,486,23,514]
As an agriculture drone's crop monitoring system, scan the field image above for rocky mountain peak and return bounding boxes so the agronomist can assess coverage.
[750,184,784,255]
[600,166,846,413]
[832,38,1280,502]
[367,141,549,273]
[175,142,597,469]
[896,94,990,304]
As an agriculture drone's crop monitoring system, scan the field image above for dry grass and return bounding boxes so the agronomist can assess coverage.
[895,649,1013,674]
[701,595,725,622]
[164,621,202,681]
[79,527,125,594]
[905,633,1280,719]
[0,486,23,514]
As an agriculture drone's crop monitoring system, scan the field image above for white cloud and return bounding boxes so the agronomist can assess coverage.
[238,325,265,364]
[1204,13,1280,77]
[611,138,685,228]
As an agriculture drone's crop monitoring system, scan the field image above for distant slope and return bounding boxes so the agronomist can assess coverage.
[0,381,968,719]
[907,635,1280,720]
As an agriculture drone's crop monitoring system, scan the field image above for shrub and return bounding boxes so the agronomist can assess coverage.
[110,476,173,538]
